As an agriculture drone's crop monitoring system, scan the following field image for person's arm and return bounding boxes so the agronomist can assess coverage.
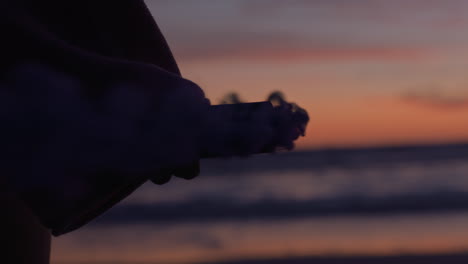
[1,0,308,236]
[1,0,209,235]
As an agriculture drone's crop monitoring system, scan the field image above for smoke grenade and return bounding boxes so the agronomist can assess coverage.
[202,100,309,158]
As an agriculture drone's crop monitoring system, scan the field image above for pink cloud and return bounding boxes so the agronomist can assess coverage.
[173,33,429,63]
[401,92,468,110]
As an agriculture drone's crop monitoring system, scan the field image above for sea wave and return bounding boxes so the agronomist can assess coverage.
[94,189,468,225]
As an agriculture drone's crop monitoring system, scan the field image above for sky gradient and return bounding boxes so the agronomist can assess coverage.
[146,0,468,149]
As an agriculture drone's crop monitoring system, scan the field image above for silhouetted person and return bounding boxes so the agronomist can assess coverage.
[1,1,307,263]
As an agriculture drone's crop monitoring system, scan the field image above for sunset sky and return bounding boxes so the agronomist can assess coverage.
[147,0,468,149]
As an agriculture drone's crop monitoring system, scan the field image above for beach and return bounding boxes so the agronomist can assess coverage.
[51,144,468,264]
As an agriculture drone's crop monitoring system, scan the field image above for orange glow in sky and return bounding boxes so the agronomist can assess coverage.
[147,1,468,149]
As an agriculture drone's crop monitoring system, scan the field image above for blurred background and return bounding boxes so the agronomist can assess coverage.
[52,1,468,263]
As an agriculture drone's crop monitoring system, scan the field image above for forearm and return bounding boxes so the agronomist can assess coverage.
[0,62,209,235]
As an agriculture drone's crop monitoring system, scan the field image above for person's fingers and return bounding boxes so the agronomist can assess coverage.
[150,162,200,184]
[151,174,172,185]
[173,161,200,180]
[291,126,302,140]
[150,168,174,185]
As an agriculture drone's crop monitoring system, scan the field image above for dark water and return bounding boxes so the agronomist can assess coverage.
[52,143,468,264]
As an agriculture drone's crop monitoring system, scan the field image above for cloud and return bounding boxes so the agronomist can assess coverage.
[239,0,468,23]
[401,91,468,110]
[173,30,427,63]
[149,1,435,63]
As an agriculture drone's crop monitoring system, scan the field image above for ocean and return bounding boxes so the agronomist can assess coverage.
[51,143,468,264]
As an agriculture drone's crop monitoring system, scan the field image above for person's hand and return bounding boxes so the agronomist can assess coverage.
[150,162,200,185]
[143,77,209,185]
